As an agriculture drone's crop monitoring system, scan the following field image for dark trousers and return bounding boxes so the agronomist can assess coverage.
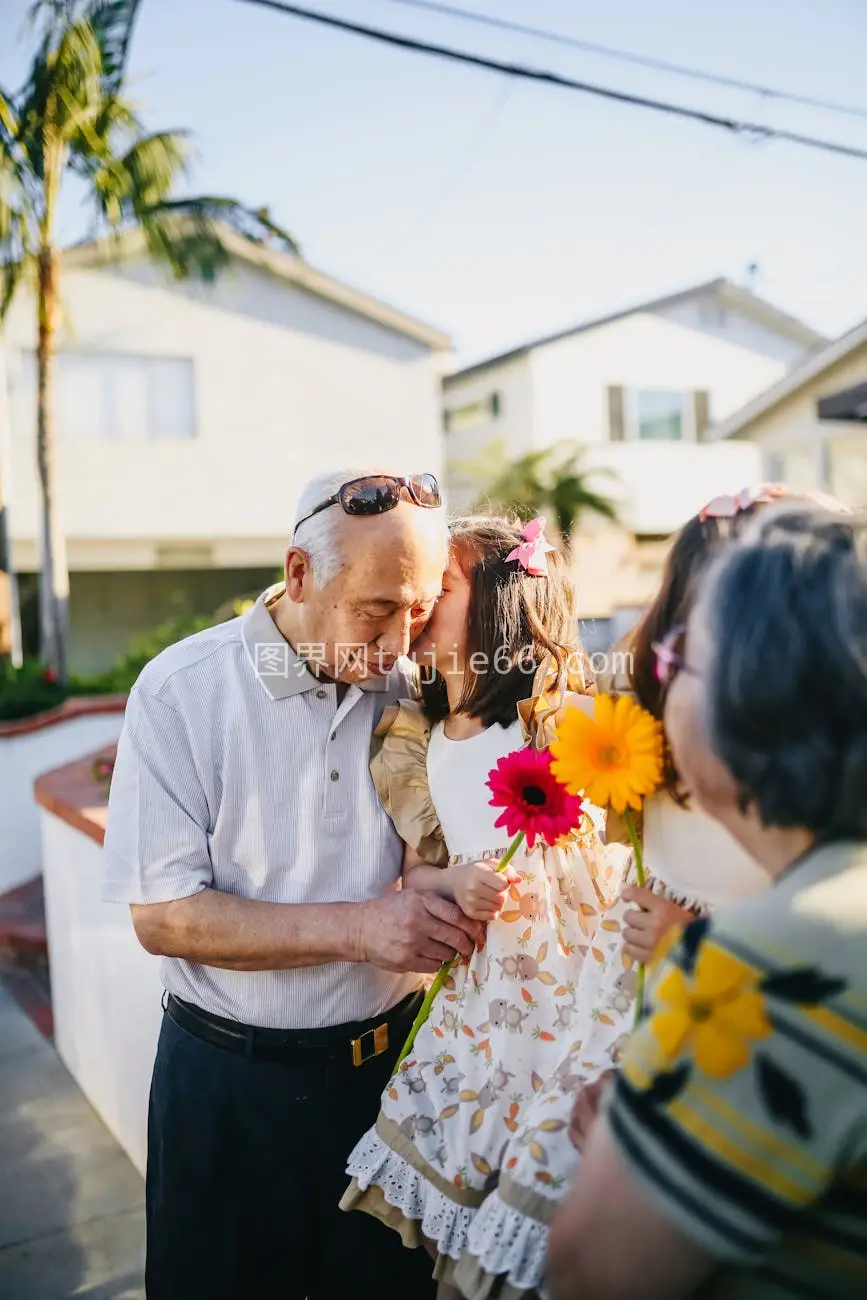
[146,1009,438,1300]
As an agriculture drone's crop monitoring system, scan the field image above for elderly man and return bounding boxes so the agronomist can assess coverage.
[548,503,867,1299]
[104,470,480,1300]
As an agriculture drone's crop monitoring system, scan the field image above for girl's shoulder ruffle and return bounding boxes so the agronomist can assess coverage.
[371,700,448,867]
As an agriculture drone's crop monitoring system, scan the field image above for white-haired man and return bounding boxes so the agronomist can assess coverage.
[104,471,476,1300]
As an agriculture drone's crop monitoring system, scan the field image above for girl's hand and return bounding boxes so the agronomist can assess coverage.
[568,1070,615,1152]
[622,888,697,963]
[448,861,517,921]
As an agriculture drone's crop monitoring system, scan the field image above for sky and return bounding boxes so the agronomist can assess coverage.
[2,0,867,363]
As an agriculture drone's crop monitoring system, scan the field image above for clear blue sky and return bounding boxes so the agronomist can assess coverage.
[2,0,867,362]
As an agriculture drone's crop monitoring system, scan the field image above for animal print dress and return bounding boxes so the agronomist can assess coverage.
[341,693,630,1286]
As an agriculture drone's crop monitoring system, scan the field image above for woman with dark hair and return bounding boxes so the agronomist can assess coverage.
[548,502,867,1299]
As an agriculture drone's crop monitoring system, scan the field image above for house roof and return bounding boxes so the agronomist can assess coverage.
[712,315,867,440]
[445,278,826,384]
[63,226,452,352]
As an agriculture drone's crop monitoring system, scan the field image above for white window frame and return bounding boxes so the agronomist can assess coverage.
[13,349,198,442]
[626,388,697,443]
[443,390,502,434]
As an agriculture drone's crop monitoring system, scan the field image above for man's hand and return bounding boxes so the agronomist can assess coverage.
[357,891,484,974]
[569,1070,615,1152]
[622,888,696,964]
[448,861,519,921]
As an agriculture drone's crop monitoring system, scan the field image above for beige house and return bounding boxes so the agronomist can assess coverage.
[712,317,867,507]
[0,228,451,673]
[443,279,823,639]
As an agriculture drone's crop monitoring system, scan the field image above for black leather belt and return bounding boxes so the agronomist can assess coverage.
[163,989,422,1067]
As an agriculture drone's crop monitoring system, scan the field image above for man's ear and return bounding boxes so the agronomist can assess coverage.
[285,547,312,604]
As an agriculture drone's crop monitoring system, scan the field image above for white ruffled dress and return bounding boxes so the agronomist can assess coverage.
[341,690,630,1288]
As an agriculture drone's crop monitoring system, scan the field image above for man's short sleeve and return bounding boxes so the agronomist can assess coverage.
[607,916,865,1265]
[102,685,213,905]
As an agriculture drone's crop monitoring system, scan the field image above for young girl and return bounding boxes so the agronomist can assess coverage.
[452,485,813,1300]
[341,516,629,1296]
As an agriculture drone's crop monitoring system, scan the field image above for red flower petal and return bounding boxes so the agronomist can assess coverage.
[487,747,583,850]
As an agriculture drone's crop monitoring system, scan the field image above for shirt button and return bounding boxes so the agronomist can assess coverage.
[316,688,327,700]
[330,769,340,782]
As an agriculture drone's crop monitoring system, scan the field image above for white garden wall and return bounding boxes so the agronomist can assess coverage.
[0,702,125,895]
[40,810,162,1175]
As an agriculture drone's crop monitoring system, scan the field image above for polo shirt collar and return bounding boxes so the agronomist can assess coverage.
[241,587,389,700]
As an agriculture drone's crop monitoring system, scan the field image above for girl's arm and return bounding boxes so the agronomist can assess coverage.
[403,843,516,921]
[402,841,456,898]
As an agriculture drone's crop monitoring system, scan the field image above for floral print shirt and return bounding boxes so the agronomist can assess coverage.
[609,839,867,1299]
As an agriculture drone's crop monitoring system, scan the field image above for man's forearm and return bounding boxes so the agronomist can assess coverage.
[131,888,366,971]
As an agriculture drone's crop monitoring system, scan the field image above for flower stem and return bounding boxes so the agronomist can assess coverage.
[623,808,646,1027]
[391,831,526,1076]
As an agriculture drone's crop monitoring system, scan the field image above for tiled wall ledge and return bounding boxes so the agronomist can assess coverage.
[34,746,114,848]
[0,695,126,738]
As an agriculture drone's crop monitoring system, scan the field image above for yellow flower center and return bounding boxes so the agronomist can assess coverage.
[597,744,623,768]
[690,1001,713,1023]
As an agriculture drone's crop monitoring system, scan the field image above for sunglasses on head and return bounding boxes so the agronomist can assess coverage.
[293,473,441,536]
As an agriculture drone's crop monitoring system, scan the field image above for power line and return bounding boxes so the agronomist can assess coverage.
[239,1,867,161]
[383,0,867,123]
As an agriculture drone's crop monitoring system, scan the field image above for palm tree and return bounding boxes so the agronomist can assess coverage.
[450,438,619,545]
[0,1,298,678]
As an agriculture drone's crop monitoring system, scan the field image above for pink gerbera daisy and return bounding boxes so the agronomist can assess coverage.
[486,747,584,850]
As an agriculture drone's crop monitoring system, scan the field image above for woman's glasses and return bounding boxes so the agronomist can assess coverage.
[293,473,441,535]
[652,625,700,686]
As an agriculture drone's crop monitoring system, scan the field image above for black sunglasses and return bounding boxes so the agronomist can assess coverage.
[293,473,441,535]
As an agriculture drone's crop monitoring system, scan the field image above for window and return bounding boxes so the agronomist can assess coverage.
[13,351,196,441]
[444,390,502,433]
[828,435,867,507]
[633,388,688,441]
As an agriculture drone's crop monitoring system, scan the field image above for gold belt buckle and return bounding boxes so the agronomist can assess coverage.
[351,1022,389,1067]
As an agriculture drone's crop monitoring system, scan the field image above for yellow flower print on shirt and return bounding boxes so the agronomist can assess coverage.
[651,941,772,1080]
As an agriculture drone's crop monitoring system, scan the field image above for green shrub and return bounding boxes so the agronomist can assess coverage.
[72,610,216,695]
[2,595,255,719]
[0,660,68,723]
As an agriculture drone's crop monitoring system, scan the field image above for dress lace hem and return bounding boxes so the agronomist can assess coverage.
[455,1187,551,1300]
[343,1127,479,1262]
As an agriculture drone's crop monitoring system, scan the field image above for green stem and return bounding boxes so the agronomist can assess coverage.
[392,831,526,1075]
[623,808,646,1028]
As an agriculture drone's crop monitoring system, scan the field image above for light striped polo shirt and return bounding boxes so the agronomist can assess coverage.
[609,839,867,1299]
[103,590,422,1029]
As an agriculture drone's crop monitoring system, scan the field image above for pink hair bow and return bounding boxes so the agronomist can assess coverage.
[506,516,556,577]
[699,483,789,522]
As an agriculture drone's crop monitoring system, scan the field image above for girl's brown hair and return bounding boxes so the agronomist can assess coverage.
[423,516,586,728]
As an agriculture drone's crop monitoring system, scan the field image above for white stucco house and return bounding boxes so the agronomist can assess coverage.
[0,228,451,673]
[711,316,867,508]
[442,279,825,630]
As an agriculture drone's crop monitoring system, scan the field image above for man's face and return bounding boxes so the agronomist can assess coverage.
[664,601,741,823]
[289,504,445,683]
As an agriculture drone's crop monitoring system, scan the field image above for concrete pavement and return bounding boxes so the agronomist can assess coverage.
[0,982,145,1299]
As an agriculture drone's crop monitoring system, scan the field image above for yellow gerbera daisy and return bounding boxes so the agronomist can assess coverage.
[651,942,772,1079]
[550,694,664,814]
